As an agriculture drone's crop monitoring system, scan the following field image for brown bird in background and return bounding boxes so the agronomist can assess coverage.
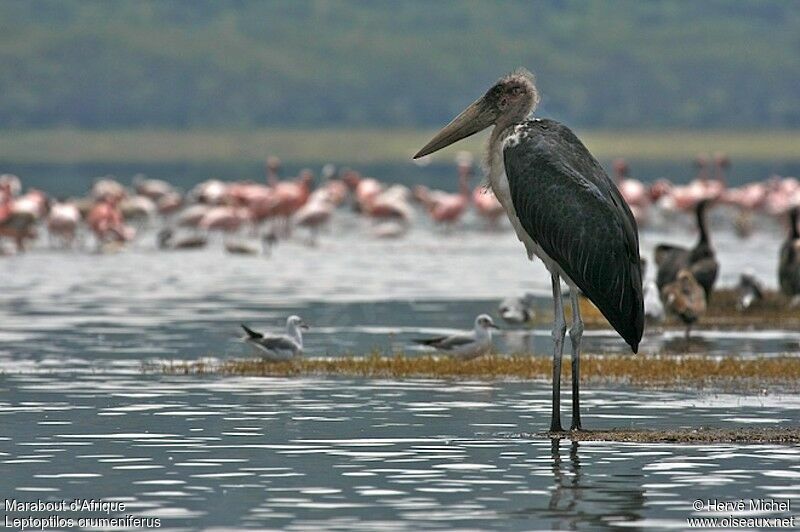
[661,269,707,338]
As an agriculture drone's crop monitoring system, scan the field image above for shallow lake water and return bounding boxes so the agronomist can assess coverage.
[1,209,799,529]
[3,374,800,530]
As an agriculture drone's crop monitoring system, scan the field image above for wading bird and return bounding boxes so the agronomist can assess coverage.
[498,293,537,326]
[414,314,498,360]
[779,207,800,306]
[736,272,764,311]
[240,315,309,361]
[640,259,664,325]
[655,200,718,301]
[157,227,208,250]
[414,69,643,431]
[661,269,706,338]
[47,201,81,247]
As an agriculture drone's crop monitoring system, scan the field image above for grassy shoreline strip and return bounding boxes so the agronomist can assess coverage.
[576,289,800,329]
[539,428,800,443]
[155,353,800,388]
[2,129,800,164]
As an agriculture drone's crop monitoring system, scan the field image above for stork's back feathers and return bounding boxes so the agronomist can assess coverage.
[503,119,644,352]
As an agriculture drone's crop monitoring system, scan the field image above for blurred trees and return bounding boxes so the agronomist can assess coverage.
[0,0,798,129]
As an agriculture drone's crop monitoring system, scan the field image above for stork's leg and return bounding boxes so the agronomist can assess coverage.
[550,273,567,432]
[569,290,584,431]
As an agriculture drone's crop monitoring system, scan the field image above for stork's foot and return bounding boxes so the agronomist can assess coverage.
[570,412,582,431]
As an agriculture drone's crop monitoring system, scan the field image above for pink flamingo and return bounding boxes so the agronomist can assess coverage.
[723,182,766,211]
[190,180,228,205]
[133,176,175,201]
[270,170,313,235]
[133,176,183,215]
[690,153,725,203]
[454,156,504,228]
[157,192,184,215]
[703,152,728,200]
[473,186,504,227]
[765,176,800,216]
[649,178,673,204]
[266,156,282,186]
[343,171,382,211]
[0,181,11,219]
[343,172,413,224]
[0,188,48,252]
[91,178,126,203]
[293,194,334,245]
[315,166,349,207]
[87,196,135,245]
[364,194,413,222]
[663,155,723,213]
[227,182,276,224]
[365,185,413,222]
[0,174,21,197]
[0,180,15,248]
[47,201,81,247]
[199,206,251,232]
[120,195,157,223]
[418,167,470,228]
[177,204,213,228]
[722,176,767,238]
[613,158,649,225]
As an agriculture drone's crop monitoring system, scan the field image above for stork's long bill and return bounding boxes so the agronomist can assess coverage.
[413,96,497,159]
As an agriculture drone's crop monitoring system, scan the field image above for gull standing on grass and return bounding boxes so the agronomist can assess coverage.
[414,314,499,360]
[498,293,537,325]
[240,315,309,361]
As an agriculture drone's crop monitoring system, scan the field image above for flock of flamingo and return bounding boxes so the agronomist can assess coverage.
[0,152,799,257]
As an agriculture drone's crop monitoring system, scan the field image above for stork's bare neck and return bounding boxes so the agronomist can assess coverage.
[486,122,521,179]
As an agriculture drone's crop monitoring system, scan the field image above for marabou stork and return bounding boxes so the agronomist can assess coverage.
[414,69,643,432]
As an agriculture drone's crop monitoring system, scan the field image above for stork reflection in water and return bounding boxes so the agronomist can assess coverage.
[415,69,644,432]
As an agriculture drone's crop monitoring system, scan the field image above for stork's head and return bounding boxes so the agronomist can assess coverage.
[414,69,539,159]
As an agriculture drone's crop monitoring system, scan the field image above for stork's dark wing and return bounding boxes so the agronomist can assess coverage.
[503,119,644,352]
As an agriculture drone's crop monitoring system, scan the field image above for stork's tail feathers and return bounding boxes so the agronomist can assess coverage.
[240,324,263,339]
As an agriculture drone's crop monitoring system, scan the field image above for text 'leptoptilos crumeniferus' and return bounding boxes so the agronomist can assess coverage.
[414,69,644,432]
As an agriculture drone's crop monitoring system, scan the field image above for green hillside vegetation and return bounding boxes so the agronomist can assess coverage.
[0,1,799,130]
[2,128,800,164]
